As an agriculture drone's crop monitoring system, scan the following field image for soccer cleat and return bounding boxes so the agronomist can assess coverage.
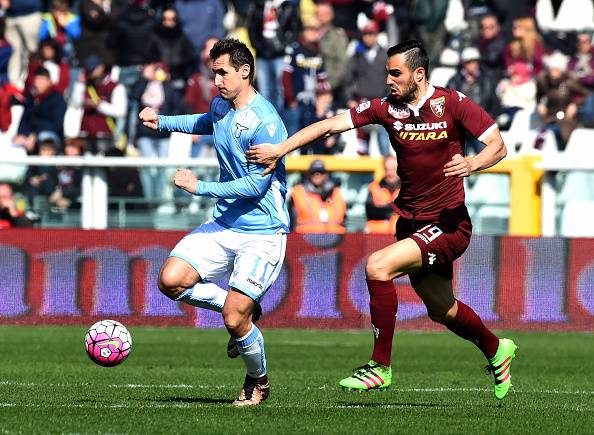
[232,375,270,407]
[486,338,518,400]
[227,302,262,358]
[339,360,392,390]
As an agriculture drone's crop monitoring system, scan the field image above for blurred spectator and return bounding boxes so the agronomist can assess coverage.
[478,13,506,80]
[570,33,594,126]
[184,36,219,158]
[447,47,501,154]
[25,39,70,95]
[317,0,370,39]
[0,183,32,228]
[487,0,535,40]
[49,139,83,211]
[495,61,537,130]
[344,21,390,156]
[316,2,348,108]
[175,0,225,57]
[77,0,117,66]
[69,55,128,154]
[504,16,545,78]
[282,16,332,154]
[248,0,301,110]
[3,0,42,86]
[15,66,67,154]
[535,0,593,56]
[23,131,60,205]
[39,0,81,63]
[289,159,346,234]
[536,51,589,151]
[365,155,400,235]
[132,62,182,201]
[105,147,144,207]
[0,15,12,85]
[150,6,195,92]
[408,0,449,68]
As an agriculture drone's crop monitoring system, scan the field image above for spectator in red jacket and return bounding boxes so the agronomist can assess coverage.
[24,38,70,95]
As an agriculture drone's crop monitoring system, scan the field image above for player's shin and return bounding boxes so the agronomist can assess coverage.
[444,300,499,359]
[175,281,227,312]
[235,324,267,378]
[368,279,398,367]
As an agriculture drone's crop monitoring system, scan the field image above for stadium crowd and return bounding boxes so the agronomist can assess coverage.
[0,0,593,231]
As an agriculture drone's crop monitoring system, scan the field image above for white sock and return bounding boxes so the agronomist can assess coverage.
[175,281,227,312]
[235,324,267,378]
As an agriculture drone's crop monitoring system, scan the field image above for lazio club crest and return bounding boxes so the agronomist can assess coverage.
[430,96,446,118]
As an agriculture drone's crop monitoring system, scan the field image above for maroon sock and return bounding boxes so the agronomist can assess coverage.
[446,300,499,359]
[367,279,398,366]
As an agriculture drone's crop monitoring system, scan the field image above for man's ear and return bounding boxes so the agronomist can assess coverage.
[241,64,250,80]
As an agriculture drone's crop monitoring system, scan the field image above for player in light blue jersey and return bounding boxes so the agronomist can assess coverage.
[139,39,289,406]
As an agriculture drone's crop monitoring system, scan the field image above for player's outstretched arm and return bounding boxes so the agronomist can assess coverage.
[246,111,353,175]
[443,128,507,177]
[139,107,158,130]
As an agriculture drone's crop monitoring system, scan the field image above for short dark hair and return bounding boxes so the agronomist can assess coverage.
[209,38,255,84]
[33,66,51,78]
[387,40,430,77]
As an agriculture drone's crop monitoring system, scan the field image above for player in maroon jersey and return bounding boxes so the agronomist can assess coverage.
[246,40,517,400]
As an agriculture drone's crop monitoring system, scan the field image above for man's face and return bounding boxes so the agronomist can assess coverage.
[162,10,177,28]
[316,4,332,26]
[386,54,419,103]
[464,59,480,76]
[383,157,398,185]
[480,17,499,39]
[362,32,378,48]
[309,171,328,187]
[0,185,13,208]
[33,75,52,94]
[578,34,592,54]
[212,54,248,101]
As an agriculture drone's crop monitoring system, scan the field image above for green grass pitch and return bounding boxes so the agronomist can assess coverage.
[0,326,592,434]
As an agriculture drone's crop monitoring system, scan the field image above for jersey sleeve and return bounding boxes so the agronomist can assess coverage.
[157,98,216,134]
[348,98,383,129]
[452,91,497,141]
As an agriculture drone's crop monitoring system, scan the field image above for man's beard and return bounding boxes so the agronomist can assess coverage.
[391,78,418,104]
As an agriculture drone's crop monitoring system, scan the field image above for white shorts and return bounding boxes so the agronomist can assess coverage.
[169,219,287,301]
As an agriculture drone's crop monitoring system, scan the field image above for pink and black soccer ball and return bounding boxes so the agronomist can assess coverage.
[84,320,132,367]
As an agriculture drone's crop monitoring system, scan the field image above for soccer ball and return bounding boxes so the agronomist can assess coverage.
[84,320,132,367]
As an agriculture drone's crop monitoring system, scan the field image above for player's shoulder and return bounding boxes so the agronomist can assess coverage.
[211,95,230,116]
[430,85,468,103]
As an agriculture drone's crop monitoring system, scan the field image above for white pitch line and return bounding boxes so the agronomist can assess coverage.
[2,381,594,396]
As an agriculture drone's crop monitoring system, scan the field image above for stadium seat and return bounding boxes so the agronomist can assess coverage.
[563,128,594,158]
[429,67,457,87]
[466,173,510,234]
[560,201,594,237]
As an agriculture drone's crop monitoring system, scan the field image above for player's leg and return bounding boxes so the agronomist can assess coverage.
[413,274,517,400]
[157,257,227,312]
[339,238,422,390]
[158,221,234,312]
[225,233,286,406]
[223,290,269,406]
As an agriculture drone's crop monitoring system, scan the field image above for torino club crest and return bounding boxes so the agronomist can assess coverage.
[430,96,445,118]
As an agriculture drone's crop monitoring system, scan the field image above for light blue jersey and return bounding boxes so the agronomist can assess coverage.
[158,93,290,234]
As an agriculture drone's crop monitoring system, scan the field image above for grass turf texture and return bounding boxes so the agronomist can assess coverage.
[0,326,592,434]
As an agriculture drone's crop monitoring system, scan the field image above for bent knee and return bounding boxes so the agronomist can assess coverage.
[158,268,192,300]
[365,252,392,281]
[222,310,250,336]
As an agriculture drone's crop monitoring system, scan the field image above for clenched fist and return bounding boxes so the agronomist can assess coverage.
[139,107,159,130]
[173,168,198,194]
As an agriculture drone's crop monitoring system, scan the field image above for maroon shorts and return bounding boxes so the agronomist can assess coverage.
[395,205,472,285]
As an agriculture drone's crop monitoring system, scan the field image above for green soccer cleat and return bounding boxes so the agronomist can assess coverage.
[339,361,392,390]
[487,338,518,400]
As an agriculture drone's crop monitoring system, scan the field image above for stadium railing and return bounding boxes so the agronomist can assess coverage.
[0,154,553,235]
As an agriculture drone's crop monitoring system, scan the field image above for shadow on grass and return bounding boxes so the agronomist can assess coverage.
[152,396,234,405]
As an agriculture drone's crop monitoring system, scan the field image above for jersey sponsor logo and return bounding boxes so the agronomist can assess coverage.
[398,131,448,140]
[356,101,371,113]
[404,121,447,131]
[393,120,404,131]
[430,96,446,118]
[247,276,264,290]
[266,122,277,137]
[388,104,410,119]
[456,91,466,101]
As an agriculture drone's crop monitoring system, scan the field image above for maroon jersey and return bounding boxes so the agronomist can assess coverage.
[349,85,497,220]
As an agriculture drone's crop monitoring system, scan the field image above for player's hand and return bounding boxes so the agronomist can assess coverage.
[443,153,472,177]
[246,143,281,176]
[173,168,198,193]
[139,107,159,130]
